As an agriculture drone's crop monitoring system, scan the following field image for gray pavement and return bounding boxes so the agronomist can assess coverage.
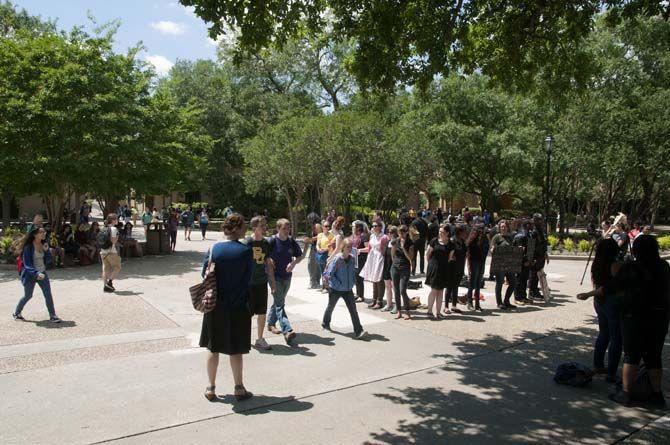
[0,236,668,444]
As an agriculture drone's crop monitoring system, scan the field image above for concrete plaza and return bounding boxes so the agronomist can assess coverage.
[1,237,668,444]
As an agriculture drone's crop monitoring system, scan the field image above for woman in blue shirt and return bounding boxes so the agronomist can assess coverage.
[200,214,254,402]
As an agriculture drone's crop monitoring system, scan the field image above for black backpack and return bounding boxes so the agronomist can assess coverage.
[97,227,113,249]
[554,362,593,387]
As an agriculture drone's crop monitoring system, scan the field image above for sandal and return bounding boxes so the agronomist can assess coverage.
[404,312,412,320]
[204,386,217,401]
[234,384,253,401]
[426,312,435,320]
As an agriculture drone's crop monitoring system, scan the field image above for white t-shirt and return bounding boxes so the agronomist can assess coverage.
[100,226,119,255]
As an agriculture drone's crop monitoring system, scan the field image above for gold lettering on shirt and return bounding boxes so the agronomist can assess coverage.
[252,247,265,265]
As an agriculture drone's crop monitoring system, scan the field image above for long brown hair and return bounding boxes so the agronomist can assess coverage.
[13,227,43,255]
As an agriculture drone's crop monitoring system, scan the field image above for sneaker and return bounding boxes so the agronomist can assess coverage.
[268,325,282,335]
[12,313,25,321]
[321,323,331,331]
[355,330,368,340]
[515,298,527,306]
[103,284,114,293]
[467,303,474,311]
[504,303,517,309]
[49,317,62,324]
[475,306,484,313]
[284,331,297,345]
[107,280,116,291]
[254,338,272,350]
[390,307,398,314]
[451,307,462,314]
[609,389,632,407]
[381,305,392,312]
[497,304,508,310]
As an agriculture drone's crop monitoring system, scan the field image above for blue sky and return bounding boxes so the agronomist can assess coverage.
[13,0,220,75]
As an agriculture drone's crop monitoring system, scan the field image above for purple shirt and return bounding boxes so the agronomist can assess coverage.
[270,236,302,280]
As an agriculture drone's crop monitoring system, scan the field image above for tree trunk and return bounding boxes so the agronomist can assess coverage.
[282,188,298,236]
[1,190,11,229]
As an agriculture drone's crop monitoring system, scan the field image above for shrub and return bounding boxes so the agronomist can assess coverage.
[578,239,591,253]
[658,236,670,251]
[564,238,575,252]
[0,237,15,263]
[548,235,559,249]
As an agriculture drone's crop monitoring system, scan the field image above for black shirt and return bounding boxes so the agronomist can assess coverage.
[392,237,413,269]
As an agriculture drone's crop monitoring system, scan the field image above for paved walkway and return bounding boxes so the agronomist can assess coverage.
[0,236,668,444]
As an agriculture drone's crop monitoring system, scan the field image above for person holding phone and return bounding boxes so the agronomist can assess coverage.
[12,227,61,323]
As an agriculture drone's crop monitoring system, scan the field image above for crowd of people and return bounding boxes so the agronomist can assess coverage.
[197,208,556,401]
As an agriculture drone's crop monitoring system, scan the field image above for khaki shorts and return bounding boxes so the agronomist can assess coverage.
[102,252,121,275]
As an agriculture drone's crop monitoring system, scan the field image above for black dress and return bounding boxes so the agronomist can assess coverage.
[199,240,253,355]
[425,239,450,289]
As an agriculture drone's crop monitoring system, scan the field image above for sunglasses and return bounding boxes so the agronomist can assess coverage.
[372,224,379,227]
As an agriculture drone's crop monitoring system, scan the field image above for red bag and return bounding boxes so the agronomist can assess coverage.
[16,255,23,274]
[189,248,217,313]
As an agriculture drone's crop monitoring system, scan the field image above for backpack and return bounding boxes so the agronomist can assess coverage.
[407,280,423,290]
[554,362,593,387]
[97,227,113,249]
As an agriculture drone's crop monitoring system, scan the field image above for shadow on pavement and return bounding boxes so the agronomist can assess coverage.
[368,325,670,444]
[27,319,77,329]
[214,394,314,415]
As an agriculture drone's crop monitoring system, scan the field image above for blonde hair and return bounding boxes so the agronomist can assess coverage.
[276,218,290,229]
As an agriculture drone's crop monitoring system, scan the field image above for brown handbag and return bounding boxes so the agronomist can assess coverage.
[190,248,217,313]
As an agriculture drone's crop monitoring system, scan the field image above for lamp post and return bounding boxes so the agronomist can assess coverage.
[544,135,553,232]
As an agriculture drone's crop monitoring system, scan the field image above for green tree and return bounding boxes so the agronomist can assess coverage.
[180,0,668,92]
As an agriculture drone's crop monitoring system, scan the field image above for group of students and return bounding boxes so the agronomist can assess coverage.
[303,211,551,322]
[141,206,211,249]
[577,216,670,408]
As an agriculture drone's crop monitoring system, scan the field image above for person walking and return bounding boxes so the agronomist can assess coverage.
[100,214,121,293]
[267,219,302,345]
[200,214,254,402]
[351,220,370,303]
[391,225,414,320]
[359,220,388,309]
[465,225,487,312]
[445,225,467,314]
[199,209,209,240]
[490,219,518,310]
[513,220,532,305]
[425,224,451,319]
[322,239,368,339]
[181,207,194,241]
[244,216,277,351]
[12,227,61,323]
[528,213,549,301]
[316,221,334,292]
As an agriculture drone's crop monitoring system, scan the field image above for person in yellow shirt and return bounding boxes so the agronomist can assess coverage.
[316,221,334,292]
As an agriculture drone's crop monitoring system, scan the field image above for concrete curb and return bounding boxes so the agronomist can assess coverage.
[549,253,670,261]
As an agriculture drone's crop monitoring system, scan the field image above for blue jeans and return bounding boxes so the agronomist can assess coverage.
[495,272,516,306]
[15,273,56,318]
[466,261,484,305]
[594,296,622,378]
[307,245,320,288]
[268,278,293,334]
[316,252,329,286]
[322,290,363,335]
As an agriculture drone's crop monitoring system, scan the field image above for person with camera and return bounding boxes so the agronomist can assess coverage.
[12,227,61,323]
[577,235,670,408]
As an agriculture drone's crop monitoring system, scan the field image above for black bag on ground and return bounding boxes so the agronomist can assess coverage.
[407,280,423,290]
[554,362,593,387]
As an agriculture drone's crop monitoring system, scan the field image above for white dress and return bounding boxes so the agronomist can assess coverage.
[359,232,386,282]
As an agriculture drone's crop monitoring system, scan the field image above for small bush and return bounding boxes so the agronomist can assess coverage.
[564,238,575,252]
[658,236,670,251]
[578,239,591,253]
[548,235,559,249]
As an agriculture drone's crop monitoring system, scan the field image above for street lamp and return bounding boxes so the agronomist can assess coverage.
[544,135,554,232]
